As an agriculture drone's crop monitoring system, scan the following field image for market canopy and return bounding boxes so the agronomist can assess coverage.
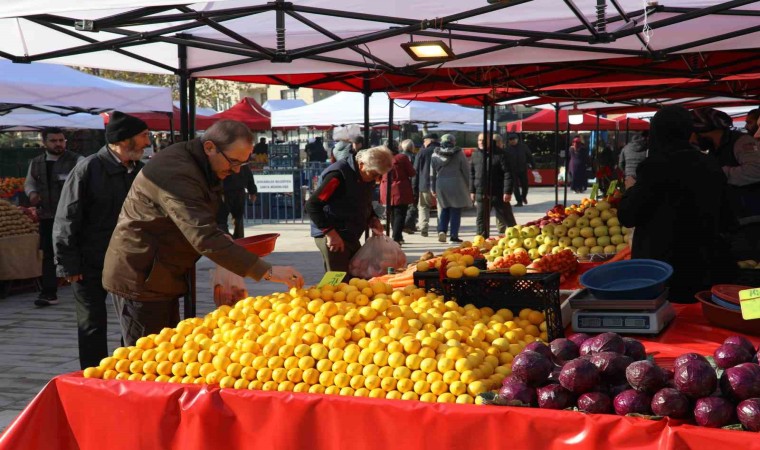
[0,108,104,130]
[210,97,270,131]
[271,92,483,128]
[0,60,172,113]
[102,106,218,132]
[262,99,307,112]
[2,1,759,84]
[611,115,649,131]
[506,109,617,132]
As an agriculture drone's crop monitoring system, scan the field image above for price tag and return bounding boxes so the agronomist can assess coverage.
[317,271,347,288]
[738,288,760,320]
[589,183,599,200]
[606,180,618,196]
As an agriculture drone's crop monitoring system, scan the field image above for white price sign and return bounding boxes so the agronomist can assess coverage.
[254,174,294,193]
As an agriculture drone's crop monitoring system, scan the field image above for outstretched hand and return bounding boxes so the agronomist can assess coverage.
[269,266,304,289]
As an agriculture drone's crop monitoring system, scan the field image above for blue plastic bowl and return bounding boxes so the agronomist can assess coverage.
[580,259,673,300]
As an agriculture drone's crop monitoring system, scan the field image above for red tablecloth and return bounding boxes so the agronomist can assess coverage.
[1,305,758,450]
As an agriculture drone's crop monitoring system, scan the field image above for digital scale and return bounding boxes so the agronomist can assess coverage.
[572,300,676,335]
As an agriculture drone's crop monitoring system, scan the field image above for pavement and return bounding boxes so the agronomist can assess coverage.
[0,186,586,432]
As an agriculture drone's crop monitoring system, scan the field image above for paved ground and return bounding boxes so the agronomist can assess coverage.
[0,187,585,432]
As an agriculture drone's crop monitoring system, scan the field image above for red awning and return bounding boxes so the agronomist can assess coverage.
[102,107,217,132]
[611,115,650,131]
[211,97,271,131]
[506,109,617,132]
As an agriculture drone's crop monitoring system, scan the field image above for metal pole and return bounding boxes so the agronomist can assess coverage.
[594,109,600,197]
[564,121,570,207]
[385,97,394,237]
[625,118,631,143]
[481,99,490,238]
[554,103,560,205]
[178,45,189,141]
[363,77,371,147]
[168,111,175,144]
[188,77,196,138]
[486,101,496,238]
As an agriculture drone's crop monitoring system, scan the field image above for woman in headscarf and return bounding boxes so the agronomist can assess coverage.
[431,134,471,243]
[618,106,736,302]
[569,137,588,193]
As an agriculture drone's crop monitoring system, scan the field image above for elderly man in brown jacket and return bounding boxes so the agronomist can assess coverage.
[103,120,303,345]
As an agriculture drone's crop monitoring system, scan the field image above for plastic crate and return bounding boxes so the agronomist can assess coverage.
[413,271,563,341]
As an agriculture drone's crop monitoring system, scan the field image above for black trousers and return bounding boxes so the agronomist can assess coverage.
[475,195,516,236]
[314,237,362,280]
[390,204,409,242]
[216,190,247,239]
[111,294,180,346]
[73,275,109,369]
[513,171,530,204]
[405,203,418,230]
[38,218,57,297]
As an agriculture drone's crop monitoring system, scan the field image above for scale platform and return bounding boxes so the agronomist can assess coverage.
[568,288,669,310]
[572,301,676,335]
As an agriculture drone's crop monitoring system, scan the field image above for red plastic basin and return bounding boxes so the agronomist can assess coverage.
[235,233,280,257]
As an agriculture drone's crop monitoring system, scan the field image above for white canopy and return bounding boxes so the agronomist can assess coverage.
[0,60,172,112]
[262,99,307,112]
[0,1,757,76]
[271,92,482,128]
[0,110,104,130]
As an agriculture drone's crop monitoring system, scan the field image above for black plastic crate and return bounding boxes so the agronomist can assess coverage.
[413,271,563,341]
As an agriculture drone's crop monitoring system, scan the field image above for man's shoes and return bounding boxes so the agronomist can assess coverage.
[394,239,404,246]
[523,199,528,204]
[449,238,463,243]
[421,230,428,237]
[403,227,416,235]
[515,203,524,207]
[34,294,59,307]
[438,232,447,243]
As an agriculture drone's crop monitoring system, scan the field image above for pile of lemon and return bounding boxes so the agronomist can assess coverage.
[84,279,547,404]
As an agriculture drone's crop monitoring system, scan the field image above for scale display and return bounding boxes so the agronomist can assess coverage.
[572,302,675,335]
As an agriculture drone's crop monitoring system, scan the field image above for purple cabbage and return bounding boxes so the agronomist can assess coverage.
[651,388,691,419]
[549,338,580,363]
[673,353,709,368]
[559,359,600,394]
[590,332,625,354]
[567,333,591,349]
[577,392,612,414]
[613,389,652,416]
[719,363,760,401]
[693,397,736,428]
[737,398,760,432]
[579,337,596,356]
[723,335,756,356]
[537,384,574,410]
[590,352,634,385]
[524,341,554,360]
[498,380,537,407]
[626,360,667,395]
[511,350,553,387]
[714,344,753,369]
[674,360,718,399]
[622,337,647,361]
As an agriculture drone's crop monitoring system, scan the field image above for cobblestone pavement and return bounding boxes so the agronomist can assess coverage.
[0,187,584,431]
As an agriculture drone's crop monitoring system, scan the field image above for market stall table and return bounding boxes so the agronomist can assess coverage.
[1,304,758,450]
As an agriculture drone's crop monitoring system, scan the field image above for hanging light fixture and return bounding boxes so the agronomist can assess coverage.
[401,31,456,61]
[568,103,584,125]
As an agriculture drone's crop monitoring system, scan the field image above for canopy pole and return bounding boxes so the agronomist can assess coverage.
[178,45,189,142]
[625,118,631,143]
[594,109,600,198]
[385,96,393,237]
[168,111,175,144]
[554,103,560,206]
[189,77,196,138]
[362,77,371,147]
[480,98,490,239]
[564,121,570,207]
[485,100,496,238]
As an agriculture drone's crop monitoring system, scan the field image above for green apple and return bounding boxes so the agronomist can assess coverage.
[624,234,631,243]
[590,245,604,254]
[485,255,495,262]
[538,243,549,256]
[567,246,578,254]
[545,236,559,246]
[506,228,520,239]
[508,238,522,249]
[513,247,528,255]
[523,238,537,249]
[576,246,590,257]
[542,224,556,236]
[608,225,622,236]
[490,247,501,256]
[536,235,545,244]
[621,226,631,235]
[616,243,628,252]
[576,217,590,228]
[553,225,568,237]
[610,234,624,245]
[562,216,577,228]
[603,245,617,254]
[593,226,609,237]
[596,235,611,247]
[583,207,600,219]
[584,237,597,247]
[589,217,604,228]
[567,227,580,238]
[600,210,613,222]
[520,227,531,238]
[572,236,585,248]
[559,236,573,248]
[580,227,595,238]
[528,226,540,238]
[596,200,611,211]
[551,246,563,254]
[528,248,541,260]
[607,217,620,227]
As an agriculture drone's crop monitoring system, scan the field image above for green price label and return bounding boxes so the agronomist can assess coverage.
[317,271,347,288]
[589,183,599,200]
[606,180,618,196]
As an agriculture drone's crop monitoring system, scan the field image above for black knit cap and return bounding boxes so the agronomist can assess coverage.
[106,111,148,144]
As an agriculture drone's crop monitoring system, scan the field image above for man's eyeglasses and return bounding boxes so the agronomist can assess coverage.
[218,151,253,169]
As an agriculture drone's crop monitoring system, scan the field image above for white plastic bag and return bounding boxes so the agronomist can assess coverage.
[210,265,248,307]
[333,124,361,141]
[348,235,407,279]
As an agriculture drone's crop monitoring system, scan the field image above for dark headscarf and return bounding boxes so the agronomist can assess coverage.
[648,106,694,155]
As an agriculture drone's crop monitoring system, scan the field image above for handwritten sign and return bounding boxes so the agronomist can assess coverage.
[589,183,599,200]
[317,271,347,288]
[738,288,760,320]
[606,180,618,196]
[253,174,294,193]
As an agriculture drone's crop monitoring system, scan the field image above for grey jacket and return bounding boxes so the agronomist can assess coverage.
[413,144,437,195]
[430,146,471,209]
[619,134,648,178]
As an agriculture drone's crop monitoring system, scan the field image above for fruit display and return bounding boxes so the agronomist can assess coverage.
[529,250,579,283]
[0,177,25,199]
[0,199,39,237]
[737,260,760,269]
[480,332,760,432]
[83,280,550,404]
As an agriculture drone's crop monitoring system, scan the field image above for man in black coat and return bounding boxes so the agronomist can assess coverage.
[53,112,150,369]
[470,133,516,237]
[412,133,439,237]
[505,133,535,206]
[217,164,258,239]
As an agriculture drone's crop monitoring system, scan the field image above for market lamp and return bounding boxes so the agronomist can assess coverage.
[401,40,456,61]
[568,103,584,125]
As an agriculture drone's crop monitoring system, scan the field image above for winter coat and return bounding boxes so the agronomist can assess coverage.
[53,147,143,279]
[380,153,416,206]
[102,139,271,302]
[331,141,354,162]
[430,146,471,209]
[619,134,648,178]
[412,144,437,195]
[504,142,534,174]
[469,146,513,196]
[618,148,736,302]
[24,151,82,219]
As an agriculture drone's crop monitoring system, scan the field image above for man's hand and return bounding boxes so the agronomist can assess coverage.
[249,194,257,203]
[503,193,512,203]
[624,176,636,189]
[470,193,475,202]
[28,192,40,206]
[66,274,83,283]
[269,266,304,289]
[326,230,345,253]
[368,216,383,236]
